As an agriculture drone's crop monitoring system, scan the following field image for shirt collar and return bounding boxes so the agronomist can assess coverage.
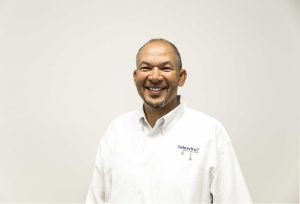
[138,96,186,134]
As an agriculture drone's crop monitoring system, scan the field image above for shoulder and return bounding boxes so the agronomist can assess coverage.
[182,107,223,128]
[100,110,140,143]
[181,107,231,145]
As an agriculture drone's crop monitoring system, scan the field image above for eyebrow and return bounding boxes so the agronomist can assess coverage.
[138,61,173,67]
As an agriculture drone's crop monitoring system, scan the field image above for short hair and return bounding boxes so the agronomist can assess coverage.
[136,38,182,69]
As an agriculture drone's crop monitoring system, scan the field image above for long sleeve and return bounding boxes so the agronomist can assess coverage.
[86,141,106,204]
[86,122,115,204]
[211,124,252,203]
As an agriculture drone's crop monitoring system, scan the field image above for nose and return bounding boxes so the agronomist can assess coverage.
[148,67,161,82]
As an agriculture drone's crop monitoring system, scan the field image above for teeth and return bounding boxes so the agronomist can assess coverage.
[149,87,162,91]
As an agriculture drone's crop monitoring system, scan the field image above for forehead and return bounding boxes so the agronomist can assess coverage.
[137,41,177,64]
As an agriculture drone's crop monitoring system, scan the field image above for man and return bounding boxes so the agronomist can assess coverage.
[86,39,252,203]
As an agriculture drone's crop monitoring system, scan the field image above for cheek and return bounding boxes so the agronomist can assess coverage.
[134,74,147,86]
[135,79,143,87]
[134,79,145,90]
[166,76,180,86]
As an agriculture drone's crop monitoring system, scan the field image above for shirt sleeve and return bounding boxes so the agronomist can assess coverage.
[210,123,252,203]
[86,122,115,204]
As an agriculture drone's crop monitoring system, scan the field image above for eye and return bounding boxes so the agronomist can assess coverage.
[139,66,151,71]
[161,67,172,72]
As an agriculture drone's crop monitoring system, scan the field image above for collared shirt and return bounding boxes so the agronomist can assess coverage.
[86,102,252,204]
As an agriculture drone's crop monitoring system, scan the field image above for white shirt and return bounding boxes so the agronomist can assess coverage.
[86,102,252,204]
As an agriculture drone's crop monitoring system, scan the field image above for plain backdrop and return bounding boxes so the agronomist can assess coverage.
[0,0,299,203]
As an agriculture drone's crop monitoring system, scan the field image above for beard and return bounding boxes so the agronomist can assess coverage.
[144,98,167,109]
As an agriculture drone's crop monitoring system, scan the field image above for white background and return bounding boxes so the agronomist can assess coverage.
[0,0,299,203]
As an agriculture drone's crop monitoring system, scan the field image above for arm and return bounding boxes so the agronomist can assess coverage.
[86,141,106,204]
[211,124,252,203]
[86,122,115,204]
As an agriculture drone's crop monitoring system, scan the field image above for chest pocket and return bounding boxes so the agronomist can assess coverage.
[152,149,204,183]
[148,148,212,203]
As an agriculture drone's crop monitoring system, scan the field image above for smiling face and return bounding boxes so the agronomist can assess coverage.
[134,41,187,113]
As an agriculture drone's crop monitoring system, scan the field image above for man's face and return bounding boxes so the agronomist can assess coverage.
[134,41,186,110]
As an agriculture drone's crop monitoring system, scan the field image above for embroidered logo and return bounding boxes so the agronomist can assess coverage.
[178,145,199,161]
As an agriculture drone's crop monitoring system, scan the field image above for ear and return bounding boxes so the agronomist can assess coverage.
[133,69,137,84]
[178,69,187,87]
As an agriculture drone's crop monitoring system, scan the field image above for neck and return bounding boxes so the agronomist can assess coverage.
[144,96,180,127]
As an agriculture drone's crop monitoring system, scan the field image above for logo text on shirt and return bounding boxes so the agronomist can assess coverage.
[178,145,199,161]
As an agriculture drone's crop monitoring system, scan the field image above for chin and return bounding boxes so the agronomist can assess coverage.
[145,99,167,109]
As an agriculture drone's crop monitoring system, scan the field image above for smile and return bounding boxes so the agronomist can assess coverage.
[147,87,164,91]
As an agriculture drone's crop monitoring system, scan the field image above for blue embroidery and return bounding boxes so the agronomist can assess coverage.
[178,145,199,160]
